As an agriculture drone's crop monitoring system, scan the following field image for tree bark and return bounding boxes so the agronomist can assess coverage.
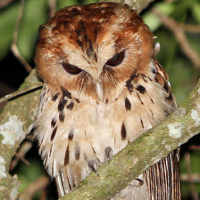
[0,70,41,200]
[99,0,156,13]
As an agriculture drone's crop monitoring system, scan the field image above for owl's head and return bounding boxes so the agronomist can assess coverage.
[35,3,154,103]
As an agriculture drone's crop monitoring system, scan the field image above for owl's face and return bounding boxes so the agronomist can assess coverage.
[35,3,154,102]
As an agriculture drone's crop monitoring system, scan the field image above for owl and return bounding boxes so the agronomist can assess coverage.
[34,2,180,199]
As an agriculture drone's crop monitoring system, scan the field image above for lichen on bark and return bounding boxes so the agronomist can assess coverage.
[0,69,41,200]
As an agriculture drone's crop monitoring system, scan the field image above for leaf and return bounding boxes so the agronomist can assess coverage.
[17,0,48,61]
[57,0,79,10]
[84,0,98,4]
[0,2,18,60]
[191,1,200,24]
[143,2,175,32]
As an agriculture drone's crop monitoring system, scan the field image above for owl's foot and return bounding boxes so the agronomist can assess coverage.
[88,160,100,177]
[104,146,113,162]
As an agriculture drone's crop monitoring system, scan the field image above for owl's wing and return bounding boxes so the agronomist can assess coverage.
[143,58,180,199]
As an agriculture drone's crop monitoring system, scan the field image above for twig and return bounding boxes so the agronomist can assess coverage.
[19,175,51,200]
[0,0,14,8]
[11,0,32,73]
[0,82,14,97]
[184,152,199,200]
[0,83,42,104]
[188,145,200,150]
[180,24,200,33]
[98,0,155,13]
[181,173,200,183]
[48,0,56,18]
[152,9,200,69]
[40,189,48,200]
[10,141,32,171]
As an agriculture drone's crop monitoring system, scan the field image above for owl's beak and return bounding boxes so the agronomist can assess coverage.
[95,81,104,102]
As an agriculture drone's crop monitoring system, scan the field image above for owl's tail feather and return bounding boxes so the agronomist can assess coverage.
[55,147,113,197]
[55,169,71,198]
[55,173,65,197]
[145,148,181,200]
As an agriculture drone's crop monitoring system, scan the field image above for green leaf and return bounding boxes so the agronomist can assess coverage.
[17,157,47,198]
[17,0,48,61]
[168,58,196,105]
[0,2,18,60]
[84,0,98,4]
[191,1,200,24]
[57,0,98,10]
[57,0,79,10]
[143,2,175,32]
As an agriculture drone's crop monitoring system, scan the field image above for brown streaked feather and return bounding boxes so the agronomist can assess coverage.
[142,57,180,200]
[152,57,177,110]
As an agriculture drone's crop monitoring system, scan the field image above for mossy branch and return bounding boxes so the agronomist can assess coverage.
[0,70,41,200]
[99,0,155,13]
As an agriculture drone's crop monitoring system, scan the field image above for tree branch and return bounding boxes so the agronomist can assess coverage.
[99,0,156,13]
[0,70,41,200]
[152,9,200,69]
[60,78,200,200]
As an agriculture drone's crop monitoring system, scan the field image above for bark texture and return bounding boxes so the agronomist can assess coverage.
[0,70,41,200]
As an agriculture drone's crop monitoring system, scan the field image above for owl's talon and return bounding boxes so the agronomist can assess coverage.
[135,178,144,186]
[88,160,100,177]
[130,177,144,187]
[104,146,113,162]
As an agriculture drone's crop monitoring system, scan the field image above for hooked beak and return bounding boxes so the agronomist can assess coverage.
[95,81,104,102]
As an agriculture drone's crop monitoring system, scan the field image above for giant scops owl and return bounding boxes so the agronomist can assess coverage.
[34,3,180,199]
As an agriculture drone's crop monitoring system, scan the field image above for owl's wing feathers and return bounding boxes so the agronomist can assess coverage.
[34,85,85,195]
[144,58,180,200]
